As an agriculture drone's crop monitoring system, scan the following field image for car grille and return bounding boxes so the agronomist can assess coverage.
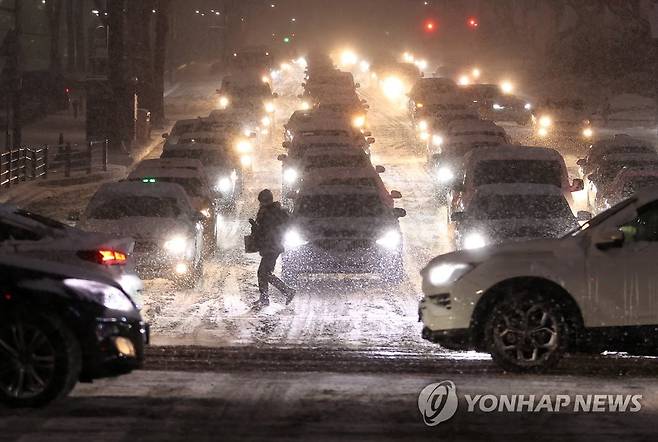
[315,239,372,251]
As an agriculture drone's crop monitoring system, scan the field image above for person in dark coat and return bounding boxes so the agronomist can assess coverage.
[250,189,295,308]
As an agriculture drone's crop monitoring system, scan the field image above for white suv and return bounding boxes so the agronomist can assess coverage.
[419,187,658,372]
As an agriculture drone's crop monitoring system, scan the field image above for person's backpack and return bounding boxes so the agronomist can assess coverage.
[244,218,259,253]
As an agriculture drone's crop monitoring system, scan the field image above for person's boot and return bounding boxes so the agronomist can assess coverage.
[252,296,269,311]
[284,287,296,305]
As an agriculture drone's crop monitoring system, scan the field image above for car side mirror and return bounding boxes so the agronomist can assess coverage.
[571,178,584,192]
[375,165,386,173]
[355,83,361,88]
[596,230,625,251]
[162,133,169,139]
[272,93,279,99]
[282,141,291,149]
[577,211,592,222]
[363,104,370,109]
[576,158,587,167]
[367,137,375,144]
[297,94,304,99]
[390,190,402,199]
[363,131,372,137]
[393,208,406,218]
[277,154,288,161]
[450,212,465,223]
[67,210,81,222]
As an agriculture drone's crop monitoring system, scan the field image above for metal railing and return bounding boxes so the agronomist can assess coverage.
[0,139,108,190]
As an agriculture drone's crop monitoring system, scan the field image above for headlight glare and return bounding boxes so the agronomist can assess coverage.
[463,232,487,250]
[63,278,134,311]
[163,235,189,255]
[428,263,473,286]
[376,230,401,250]
[284,229,308,249]
[283,168,298,184]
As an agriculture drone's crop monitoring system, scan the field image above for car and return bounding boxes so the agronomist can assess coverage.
[295,166,400,208]
[78,182,205,288]
[450,145,583,222]
[279,146,380,197]
[281,185,407,283]
[161,143,242,207]
[451,184,584,250]
[600,167,658,210]
[586,153,658,213]
[576,134,656,179]
[446,120,510,145]
[217,73,277,109]
[0,253,147,407]
[419,187,658,371]
[533,98,594,145]
[480,94,533,125]
[0,204,142,302]
[127,164,219,249]
[412,94,474,131]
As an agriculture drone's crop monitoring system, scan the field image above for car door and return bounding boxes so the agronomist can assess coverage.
[586,201,658,326]
[616,201,658,325]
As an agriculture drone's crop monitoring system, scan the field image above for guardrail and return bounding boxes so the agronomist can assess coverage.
[0,139,108,190]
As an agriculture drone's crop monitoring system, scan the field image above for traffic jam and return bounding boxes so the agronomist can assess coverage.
[2,1,658,439]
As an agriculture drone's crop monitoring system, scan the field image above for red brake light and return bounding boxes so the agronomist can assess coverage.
[99,250,127,265]
[78,249,128,265]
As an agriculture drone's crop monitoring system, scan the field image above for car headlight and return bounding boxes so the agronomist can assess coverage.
[524,103,532,110]
[537,127,549,137]
[420,131,430,141]
[200,208,212,218]
[416,102,424,108]
[265,102,275,113]
[436,166,455,183]
[163,235,189,255]
[300,101,311,110]
[236,140,253,153]
[418,120,429,131]
[376,230,401,250]
[219,96,229,108]
[284,229,308,249]
[539,115,552,128]
[261,116,271,127]
[492,103,504,110]
[428,263,473,286]
[352,115,366,128]
[216,177,232,193]
[64,278,134,312]
[432,135,443,147]
[283,168,298,184]
[463,232,487,250]
[582,127,593,138]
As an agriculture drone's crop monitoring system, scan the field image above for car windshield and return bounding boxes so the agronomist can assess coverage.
[597,160,657,183]
[296,194,386,217]
[469,194,573,220]
[162,149,233,167]
[89,197,182,219]
[304,155,368,169]
[135,177,204,197]
[473,160,563,187]
[314,177,377,187]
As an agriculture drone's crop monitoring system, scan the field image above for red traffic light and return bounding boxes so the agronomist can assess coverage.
[467,17,479,28]
[423,19,437,33]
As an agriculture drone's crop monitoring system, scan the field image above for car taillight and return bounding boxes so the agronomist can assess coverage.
[78,250,128,265]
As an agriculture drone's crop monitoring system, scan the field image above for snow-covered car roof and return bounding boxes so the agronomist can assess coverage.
[163,142,230,152]
[589,134,652,152]
[290,135,356,147]
[446,134,507,147]
[291,118,353,133]
[599,152,658,163]
[128,167,203,180]
[137,158,204,171]
[473,183,564,197]
[421,93,471,106]
[301,146,367,159]
[92,181,191,200]
[298,184,380,197]
[448,119,506,134]
[463,145,564,162]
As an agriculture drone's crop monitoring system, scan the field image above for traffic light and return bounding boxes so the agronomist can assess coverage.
[467,17,479,29]
[423,19,437,33]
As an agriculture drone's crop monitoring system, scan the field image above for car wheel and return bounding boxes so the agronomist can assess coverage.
[484,292,568,373]
[0,312,81,408]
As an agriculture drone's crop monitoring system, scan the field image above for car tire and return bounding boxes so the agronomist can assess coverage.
[0,311,82,408]
[484,291,569,373]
